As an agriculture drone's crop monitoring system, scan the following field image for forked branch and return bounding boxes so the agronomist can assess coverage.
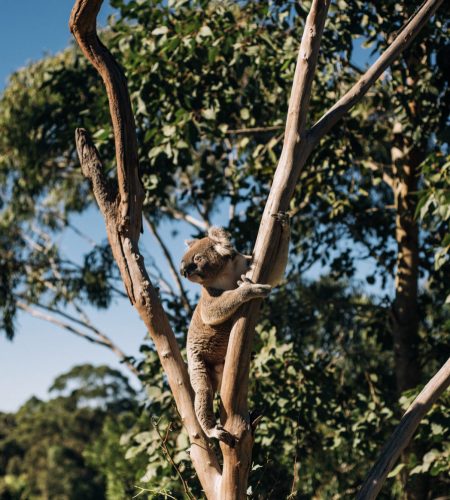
[308,0,444,148]
[221,0,445,496]
[69,0,445,497]
[219,1,331,495]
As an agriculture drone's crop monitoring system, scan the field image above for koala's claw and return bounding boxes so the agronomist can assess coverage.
[207,425,236,448]
[237,275,271,297]
[271,211,290,227]
[252,284,272,297]
[237,275,253,287]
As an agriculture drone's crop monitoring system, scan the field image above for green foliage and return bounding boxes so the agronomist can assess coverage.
[0,364,138,500]
[0,0,449,497]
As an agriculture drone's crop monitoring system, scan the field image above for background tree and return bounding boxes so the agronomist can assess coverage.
[0,364,138,500]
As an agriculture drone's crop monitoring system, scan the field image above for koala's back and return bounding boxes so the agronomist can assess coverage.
[187,303,231,365]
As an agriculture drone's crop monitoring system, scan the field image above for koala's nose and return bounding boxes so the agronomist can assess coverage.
[180,262,196,277]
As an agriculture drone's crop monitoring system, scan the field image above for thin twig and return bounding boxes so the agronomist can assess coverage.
[17,297,140,377]
[144,216,193,315]
[160,206,209,231]
[17,300,110,347]
[153,421,196,500]
[225,125,283,135]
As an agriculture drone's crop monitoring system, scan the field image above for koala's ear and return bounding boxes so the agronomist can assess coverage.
[208,226,234,257]
[184,239,196,248]
[208,226,230,243]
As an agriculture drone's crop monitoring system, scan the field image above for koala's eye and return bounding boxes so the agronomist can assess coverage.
[193,254,203,263]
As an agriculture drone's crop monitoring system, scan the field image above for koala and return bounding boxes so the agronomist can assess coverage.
[180,213,290,446]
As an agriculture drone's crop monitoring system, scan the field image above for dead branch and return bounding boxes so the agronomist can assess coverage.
[357,357,450,499]
[160,206,209,231]
[17,300,109,347]
[16,298,140,377]
[69,1,220,496]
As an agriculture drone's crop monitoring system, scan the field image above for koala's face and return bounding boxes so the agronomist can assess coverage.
[180,227,235,285]
[180,237,227,284]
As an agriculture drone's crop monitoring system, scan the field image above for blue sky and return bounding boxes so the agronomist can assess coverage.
[0,0,114,90]
[0,0,141,412]
[0,1,382,412]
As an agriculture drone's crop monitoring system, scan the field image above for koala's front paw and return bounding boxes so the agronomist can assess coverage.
[251,283,272,298]
[271,211,290,228]
[207,425,236,448]
[238,275,271,298]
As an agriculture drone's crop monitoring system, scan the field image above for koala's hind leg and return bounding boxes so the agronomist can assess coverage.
[190,356,235,447]
[268,212,290,286]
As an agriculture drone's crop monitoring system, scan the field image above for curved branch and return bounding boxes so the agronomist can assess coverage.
[357,357,450,499]
[308,0,444,148]
[16,299,140,377]
[69,0,144,243]
[70,1,220,495]
[160,206,209,231]
[17,300,108,345]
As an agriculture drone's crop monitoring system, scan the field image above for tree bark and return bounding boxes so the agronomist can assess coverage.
[69,2,220,497]
[219,2,330,496]
[391,142,426,499]
[220,0,444,497]
[391,128,423,394]
[390,42,429,497]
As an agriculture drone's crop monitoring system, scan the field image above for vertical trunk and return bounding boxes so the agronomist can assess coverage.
[391,128,427,500]
[391,137,421,394]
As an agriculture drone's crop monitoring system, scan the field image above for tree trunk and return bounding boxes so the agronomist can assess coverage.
[390,39,431,496]
[391,133,422,395]
[392,138,430,499]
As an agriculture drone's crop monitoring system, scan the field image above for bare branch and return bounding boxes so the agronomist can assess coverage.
[17,297,140,377]
[225,125,283,135]
[153,421,196,500]
[70,0,143,241]
[70,1,220,494]
[219,1,331,495]
[144,217,193,315]
[308,0,444,148]
[160,206,209,231]
[17,300,110,347]
[66,220,98,247]
[358,357,450,499]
